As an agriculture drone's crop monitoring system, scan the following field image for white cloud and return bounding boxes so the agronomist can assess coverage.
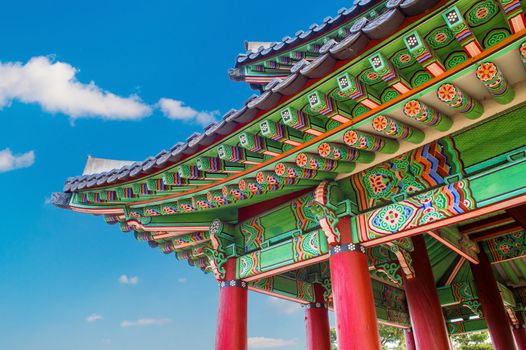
[0,56,151,120]
[120,318,172,328]
[266,297,301,315]
[86,313,103,323]
[178,277,187,284]
[248,337,297,348]
[0,148,35,173]
[118,274,139,285]
[158,98,219,126]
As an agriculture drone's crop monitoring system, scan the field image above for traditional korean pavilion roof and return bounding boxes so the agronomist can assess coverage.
[52,0,526,333]
[229,0,441,86]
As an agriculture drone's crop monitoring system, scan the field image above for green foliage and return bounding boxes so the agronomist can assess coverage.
[330,325,406,350]
[330,328,337,350]
[379,324,405,349]
[451,331,493,350]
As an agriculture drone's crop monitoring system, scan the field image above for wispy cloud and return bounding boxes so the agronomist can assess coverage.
[248,337,297,348]
[266,297,301,315]
[118,274,139,285]
[0,56,151,120]
[158,98,219,126]
[178,277,187,284]
[86,313,103,323]
[120,318,172,328]
[0,148,35,173]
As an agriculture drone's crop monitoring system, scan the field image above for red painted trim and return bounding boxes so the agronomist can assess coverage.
[445,257,466,286]
[71,207,123,215]
[459,213,513,234]
[471,223,523,241]
[126,220,209,233]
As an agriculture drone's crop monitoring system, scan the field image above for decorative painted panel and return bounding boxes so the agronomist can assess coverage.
[350,138,464,211]
[352,180,476,242]
[236,230,328,279]
[485,230,526,263]
[239,192,319,251]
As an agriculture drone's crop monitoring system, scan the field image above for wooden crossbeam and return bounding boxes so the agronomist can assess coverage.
[507,205,526,230]
[459,213,514,235]
[445,257,466,286]
[470,223,523,241]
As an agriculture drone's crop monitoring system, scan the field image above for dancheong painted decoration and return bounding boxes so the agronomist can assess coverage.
[53,0,526,349]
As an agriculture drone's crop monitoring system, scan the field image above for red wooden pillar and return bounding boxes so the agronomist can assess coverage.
[471,250,517,350]
[305,284,331,350]
[216,258,248,350]
[512,324,526,350]
[404,328,417,350]
[329,217,381,350]
[403,235,451,350]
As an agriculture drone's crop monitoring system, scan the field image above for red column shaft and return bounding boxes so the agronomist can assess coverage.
[216,259,247,350]
[305,285,331,350]
[471,251,517,350]
[404,235,451,350]
[513,325,526,350]
[404,329,417,350]
[329,219,381,350]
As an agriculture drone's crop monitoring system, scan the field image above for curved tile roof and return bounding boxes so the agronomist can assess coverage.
[229,0,441,84]
[62,0,439,193]
[232,1,379,68]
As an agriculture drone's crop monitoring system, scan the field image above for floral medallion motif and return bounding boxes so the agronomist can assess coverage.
[437,83,457,103]
[403,100,422,117]
[476,62,497,82]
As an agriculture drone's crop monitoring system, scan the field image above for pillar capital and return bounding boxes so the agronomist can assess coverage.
[304,302,328,309]
[329,242,366,256]
[218,280,248,289]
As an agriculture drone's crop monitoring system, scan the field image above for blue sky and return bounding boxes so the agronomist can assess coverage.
[0,1,347,349]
